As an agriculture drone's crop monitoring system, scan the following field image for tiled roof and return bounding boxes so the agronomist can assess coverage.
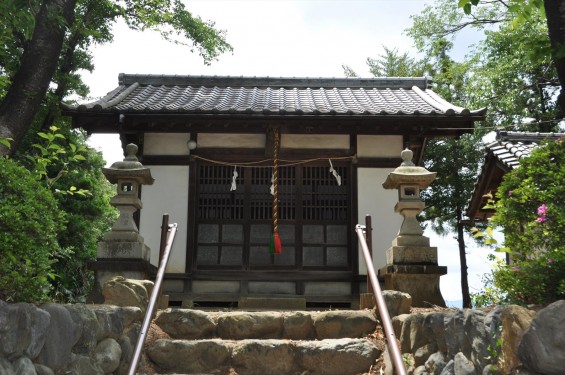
[65,74,486,117]
[466,130,564,220]
[485,130,564,170]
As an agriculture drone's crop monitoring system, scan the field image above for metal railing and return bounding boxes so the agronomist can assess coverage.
[128,214,178,375]
[355,224,407,375]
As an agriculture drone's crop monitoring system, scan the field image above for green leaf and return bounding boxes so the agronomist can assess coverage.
[494,247,511,254]
[48,143,62,150]
[486,226,494,238]
[37,132,50,139]
[485,238,498,245]
[458,0,469,8]
[463,3,472,14]
[0,137,12,148]
[508,5,521,13]
[73,154,86,161]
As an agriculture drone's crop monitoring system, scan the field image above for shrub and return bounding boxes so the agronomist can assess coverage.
[0,157,65,302]
[474,137,565,306]
[50,145,117,302]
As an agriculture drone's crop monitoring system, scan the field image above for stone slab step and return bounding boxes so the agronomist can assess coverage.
[147,338,382,375]
[238,296,306,310]
[155,309,378,340]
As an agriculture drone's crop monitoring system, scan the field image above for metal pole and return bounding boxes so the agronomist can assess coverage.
[128,219,178,375]
[364,215,373,295]
[158,214,169,268]
[356,224,406,375]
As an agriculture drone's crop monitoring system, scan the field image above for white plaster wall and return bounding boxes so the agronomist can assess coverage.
[139,165,189,273]
[198,133,266,148]
[357,168,403,274]
[282,134,349,149]
[357,135,403,158]
[144,133,192,155]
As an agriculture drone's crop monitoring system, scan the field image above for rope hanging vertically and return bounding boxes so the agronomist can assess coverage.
[269,129,283,254]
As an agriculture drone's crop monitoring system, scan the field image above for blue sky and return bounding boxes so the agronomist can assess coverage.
[84,0,497,305]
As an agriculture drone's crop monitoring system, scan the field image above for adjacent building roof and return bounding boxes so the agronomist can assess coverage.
[64,74,486,117]
[466,130,564,221]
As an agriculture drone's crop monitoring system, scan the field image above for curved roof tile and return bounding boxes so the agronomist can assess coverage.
[67,74,485,117]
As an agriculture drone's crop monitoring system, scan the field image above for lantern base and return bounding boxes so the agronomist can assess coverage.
[97,233,150,261]
[378,264,447,307]
[386,245,438,265]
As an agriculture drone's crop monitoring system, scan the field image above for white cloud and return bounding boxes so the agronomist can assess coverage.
[82,0,430,97]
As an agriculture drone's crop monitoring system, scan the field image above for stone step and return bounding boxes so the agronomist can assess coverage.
[154,309,378,340]
[238,296,307,310]
[147,337,382,375]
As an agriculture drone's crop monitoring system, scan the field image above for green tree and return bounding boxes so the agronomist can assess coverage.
[0,0,232,156]
[419,38,482,309]
[28,127,117,302]
[343,46,425,78]
[0,0,232,302]
[405,0,561,307]
[466,14,558,130]
[475,137,565,305]
[0,157,65,302]
[344,40,482,307]
[11,124,117,302]
[409,0,559,132]
[460,0,565,116]
[51,146,116,302]
[421,136,483,308]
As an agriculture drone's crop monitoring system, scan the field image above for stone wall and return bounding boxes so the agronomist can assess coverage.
[389,301,565,375]
[0,300,142,375]
[1,297,563,375]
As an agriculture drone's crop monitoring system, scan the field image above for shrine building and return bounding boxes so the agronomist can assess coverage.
[63,74,485,308]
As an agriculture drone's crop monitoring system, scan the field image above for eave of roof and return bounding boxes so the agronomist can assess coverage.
[466,130,564,221]
[62,74,487,119]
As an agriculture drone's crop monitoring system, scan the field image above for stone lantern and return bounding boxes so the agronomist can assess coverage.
[90,144,156,301]
[379,148,447,307]
[102,143,154,242]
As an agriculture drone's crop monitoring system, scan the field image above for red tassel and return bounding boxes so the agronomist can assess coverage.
[269,233,282,254]
[273,233,282,254]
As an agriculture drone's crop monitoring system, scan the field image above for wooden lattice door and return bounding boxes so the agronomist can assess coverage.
[193,163,351,271]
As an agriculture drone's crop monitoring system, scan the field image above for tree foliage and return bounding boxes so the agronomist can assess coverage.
[0,0,231,301]
[50,145,117,302]
[2,125,117,302]
[475,137,565,305]
[0,0,233,156]
[0,157,65,302]
[408,0,559,133]
[343,0,562,307]
[455,0,565,120]
[343,46,425,78]
[26,127,117,302]
[343,40,482,307]
[467,15,558,130]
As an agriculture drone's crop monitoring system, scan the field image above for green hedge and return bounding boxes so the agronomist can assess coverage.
[0,157,65,302]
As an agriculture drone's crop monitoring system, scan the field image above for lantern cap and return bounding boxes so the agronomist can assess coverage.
[382,148,436,189]
[103,143,154,185]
